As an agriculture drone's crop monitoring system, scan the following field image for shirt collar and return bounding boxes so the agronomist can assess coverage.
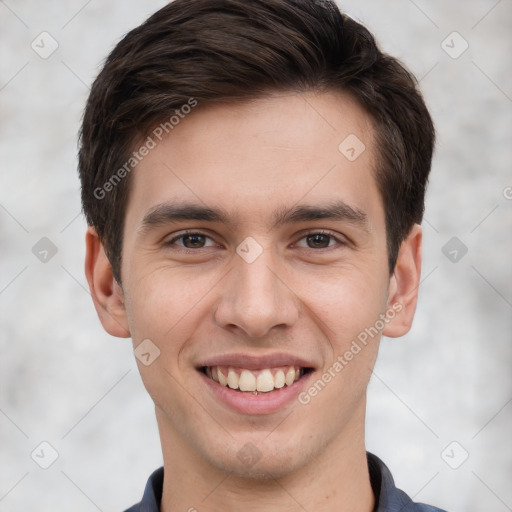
[126,452,443,512]
[368,452,421,512]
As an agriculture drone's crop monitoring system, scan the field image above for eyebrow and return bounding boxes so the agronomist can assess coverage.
[272,202,368,230]
[139,200,369,233]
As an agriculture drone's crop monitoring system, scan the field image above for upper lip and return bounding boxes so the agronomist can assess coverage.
[198,352,316,371]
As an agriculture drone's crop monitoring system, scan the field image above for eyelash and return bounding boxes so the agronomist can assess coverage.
[166,229,346,250]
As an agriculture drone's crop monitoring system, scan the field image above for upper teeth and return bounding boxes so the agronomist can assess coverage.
[206,366,303,392]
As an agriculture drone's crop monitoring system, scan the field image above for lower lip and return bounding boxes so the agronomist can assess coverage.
[198,370,314,415]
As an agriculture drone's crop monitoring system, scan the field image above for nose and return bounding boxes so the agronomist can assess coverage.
[213,246,300,338]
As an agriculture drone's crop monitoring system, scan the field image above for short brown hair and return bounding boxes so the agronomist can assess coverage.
[79,0,435,284]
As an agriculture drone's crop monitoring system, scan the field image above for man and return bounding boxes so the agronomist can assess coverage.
[79,0,443,510]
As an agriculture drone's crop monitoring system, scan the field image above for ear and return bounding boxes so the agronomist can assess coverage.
[85,226,130,338]
[382,224,422,338]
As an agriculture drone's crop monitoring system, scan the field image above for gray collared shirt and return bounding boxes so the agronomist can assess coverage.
[123,452,447,511]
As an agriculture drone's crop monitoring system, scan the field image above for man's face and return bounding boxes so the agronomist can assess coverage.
[114,92,400,477]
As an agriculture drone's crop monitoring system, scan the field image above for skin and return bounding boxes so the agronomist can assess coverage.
[85,91,422,512]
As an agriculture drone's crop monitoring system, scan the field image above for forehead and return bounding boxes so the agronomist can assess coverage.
[125,91,381,229]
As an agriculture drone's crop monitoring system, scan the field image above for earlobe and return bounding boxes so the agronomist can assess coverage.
[382,224,422,338]
[84,227,131,338]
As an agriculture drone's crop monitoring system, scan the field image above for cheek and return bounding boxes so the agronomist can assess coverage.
[295,273,386,417]
[122,268,216,412]
[293,266,388,400]
[296,267,389,342]
[124,265,218,349]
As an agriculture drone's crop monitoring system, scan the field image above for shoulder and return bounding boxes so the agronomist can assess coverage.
[368,452,448,512]
[121,467,164,512]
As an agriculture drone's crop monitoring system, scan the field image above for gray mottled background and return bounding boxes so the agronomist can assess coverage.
[1,1,511,511]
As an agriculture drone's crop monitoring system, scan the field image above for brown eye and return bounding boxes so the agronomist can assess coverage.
[295,231,342,250]
[168,232,216,249]
[306,233,332,248]
[181,234,206,248]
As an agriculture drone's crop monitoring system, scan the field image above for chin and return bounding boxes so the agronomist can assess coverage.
[205,439,307,480]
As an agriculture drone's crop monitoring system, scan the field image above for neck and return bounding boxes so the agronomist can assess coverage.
[158,407,374,512]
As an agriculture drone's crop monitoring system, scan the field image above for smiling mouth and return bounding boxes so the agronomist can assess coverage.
[200,365,313,394]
